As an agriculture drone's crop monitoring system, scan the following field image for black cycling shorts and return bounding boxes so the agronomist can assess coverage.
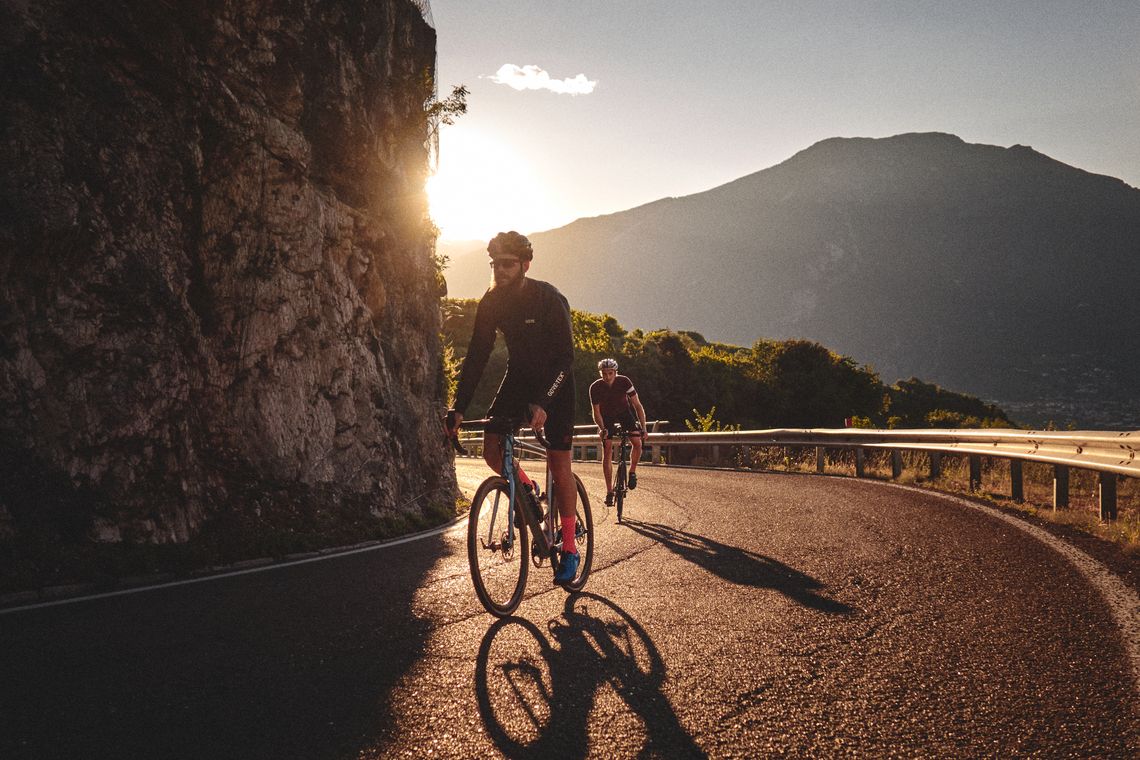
[603,411,641,438]
[486,373,576,451]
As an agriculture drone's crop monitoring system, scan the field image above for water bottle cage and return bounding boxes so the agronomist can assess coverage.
[519,482,542,520]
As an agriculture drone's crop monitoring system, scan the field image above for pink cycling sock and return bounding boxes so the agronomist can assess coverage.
[561,516,577,553]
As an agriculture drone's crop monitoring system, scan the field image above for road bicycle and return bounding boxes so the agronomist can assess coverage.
[607,422,635,523]
[451,417,594,617]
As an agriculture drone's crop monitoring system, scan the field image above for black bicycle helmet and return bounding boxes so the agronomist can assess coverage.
[487,231,533,262]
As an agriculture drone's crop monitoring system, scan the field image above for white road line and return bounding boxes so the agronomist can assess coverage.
[4,467,491,616]
[0,514,469,616]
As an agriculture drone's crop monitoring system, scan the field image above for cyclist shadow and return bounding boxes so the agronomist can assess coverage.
[475,593,707,759]
[623,519,854,615]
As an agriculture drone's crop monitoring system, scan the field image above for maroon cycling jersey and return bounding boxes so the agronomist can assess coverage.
[589,375,636,419]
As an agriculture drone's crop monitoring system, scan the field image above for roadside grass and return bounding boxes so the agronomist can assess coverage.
[733,446,1140,554]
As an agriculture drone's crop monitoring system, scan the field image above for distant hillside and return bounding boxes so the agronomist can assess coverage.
[444,133,1140,428]
[443,299,1013,432]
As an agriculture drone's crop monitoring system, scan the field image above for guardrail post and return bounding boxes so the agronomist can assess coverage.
[1009,460,1023,502]
[855,448,865,478]
[969,456,982,491]
[1053,465,1069,510]
[1099,473,1118,521]
[890,451,903,479]
[649,420,664,465]
[711,445,720,467]
[816,446,825,473]
[929,451,941,479]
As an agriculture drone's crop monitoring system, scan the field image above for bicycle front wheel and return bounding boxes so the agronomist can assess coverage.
[615,458,627,523]
[468,477,529,616]
[555,475,594,591]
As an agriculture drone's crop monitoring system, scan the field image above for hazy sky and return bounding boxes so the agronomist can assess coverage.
[426,1,1140,241]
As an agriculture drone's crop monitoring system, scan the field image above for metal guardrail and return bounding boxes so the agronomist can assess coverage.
[640,428,1139,475]
[458,425,1137,521]
[650,428,1136,521]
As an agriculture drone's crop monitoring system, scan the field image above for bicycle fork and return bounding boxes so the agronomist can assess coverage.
[481,442,524,555]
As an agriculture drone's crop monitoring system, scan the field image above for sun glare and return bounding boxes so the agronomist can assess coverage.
[427,127,565,241]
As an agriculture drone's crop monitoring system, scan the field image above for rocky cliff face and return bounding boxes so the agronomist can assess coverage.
[0,0,454,544]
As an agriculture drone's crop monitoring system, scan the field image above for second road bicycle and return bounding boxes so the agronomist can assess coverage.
[607,421,636,523]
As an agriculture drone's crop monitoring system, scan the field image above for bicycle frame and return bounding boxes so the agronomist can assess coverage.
[481,431,560,564]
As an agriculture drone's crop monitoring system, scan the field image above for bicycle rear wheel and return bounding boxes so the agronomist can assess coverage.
[554,475,594,591]
[468,476,529,616]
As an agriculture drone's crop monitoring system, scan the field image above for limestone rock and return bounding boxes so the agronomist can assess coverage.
[0,0,455,544]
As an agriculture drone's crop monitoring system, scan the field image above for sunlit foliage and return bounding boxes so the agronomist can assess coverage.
[442,300,1013,429]
[685,406,741,432]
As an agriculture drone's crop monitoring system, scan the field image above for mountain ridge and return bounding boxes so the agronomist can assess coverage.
[444,133,1140,427]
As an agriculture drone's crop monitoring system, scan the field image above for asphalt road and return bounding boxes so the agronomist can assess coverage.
[2,462,1138,758]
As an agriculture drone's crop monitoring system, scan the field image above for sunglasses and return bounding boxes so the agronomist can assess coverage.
[489,259,521,270]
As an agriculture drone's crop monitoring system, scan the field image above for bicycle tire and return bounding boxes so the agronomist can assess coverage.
[468,476,529,616]
[615,456,627,523]
[554,475,594,591]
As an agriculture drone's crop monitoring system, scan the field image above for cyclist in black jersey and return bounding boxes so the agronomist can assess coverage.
[446,231,581,583]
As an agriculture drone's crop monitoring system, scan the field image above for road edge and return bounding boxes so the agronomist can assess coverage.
[888,481,1140,704]
[0,513,469,616]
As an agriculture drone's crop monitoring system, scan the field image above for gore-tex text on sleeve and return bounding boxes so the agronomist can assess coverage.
[532,287,574,409]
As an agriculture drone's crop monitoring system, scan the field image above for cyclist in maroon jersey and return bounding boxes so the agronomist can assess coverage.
[589,358,649,506]
[445,231,581,583]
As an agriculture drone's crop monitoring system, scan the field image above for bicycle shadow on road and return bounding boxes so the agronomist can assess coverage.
[475,592,707,759]
[623,519,854,615]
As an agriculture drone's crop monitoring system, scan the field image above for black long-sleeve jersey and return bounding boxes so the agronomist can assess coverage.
[453,278,574,415]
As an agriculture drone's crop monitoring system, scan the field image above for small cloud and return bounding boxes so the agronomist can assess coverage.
[489,64,597,95]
